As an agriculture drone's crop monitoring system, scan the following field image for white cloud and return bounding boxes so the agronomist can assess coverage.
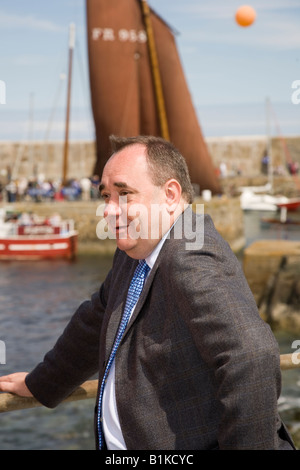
[169,0,300,18]
[13,55,49,66]
[0,111,94,141]
[149,1,300,51]
[183,20,300,50]
[0,10,64,32]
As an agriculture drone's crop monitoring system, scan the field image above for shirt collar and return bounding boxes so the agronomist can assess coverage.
[144,208,185,269]
[145,227,171,269]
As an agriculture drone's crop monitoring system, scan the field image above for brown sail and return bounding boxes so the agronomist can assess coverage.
[86,0,221,194]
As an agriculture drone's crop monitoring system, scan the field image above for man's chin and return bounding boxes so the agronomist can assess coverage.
[116,237,137,252]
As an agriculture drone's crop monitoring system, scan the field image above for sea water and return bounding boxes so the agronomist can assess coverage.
[0,254,113,450]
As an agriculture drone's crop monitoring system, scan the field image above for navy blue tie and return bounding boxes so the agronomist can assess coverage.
[97,260,150,449]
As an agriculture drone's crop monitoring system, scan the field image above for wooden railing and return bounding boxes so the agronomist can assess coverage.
[0,379,98,413]
[0,353,299,413]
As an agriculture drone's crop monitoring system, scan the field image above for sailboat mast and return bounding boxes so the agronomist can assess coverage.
[140,0,169,140]
[265,97,273,193]
[62,23,75,186]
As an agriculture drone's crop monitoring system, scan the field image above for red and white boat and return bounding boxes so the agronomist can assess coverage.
[0,209,78,260]
[275,198,300,212]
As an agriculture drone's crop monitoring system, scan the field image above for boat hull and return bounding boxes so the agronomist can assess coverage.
[0,232,78,260]
[276,200,300,211]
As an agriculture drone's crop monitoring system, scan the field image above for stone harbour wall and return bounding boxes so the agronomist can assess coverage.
[0,141,96,181]
[1,135,300,183]
[206,134,300,176]
[243,240,300,334]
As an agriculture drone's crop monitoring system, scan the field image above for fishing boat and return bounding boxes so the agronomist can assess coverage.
[240,188,289,211]
[260,197,300,229]
[86,0,221,195]
[0,209,78,260]
[276,198,300,212]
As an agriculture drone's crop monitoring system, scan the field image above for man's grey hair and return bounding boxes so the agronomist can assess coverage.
[109,135,194,203]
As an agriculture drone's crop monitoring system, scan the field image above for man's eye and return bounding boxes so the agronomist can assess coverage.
[101,193,110,201]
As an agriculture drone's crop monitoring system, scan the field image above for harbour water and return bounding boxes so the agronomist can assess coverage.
[0,210,299,449]
[0,254,113,450]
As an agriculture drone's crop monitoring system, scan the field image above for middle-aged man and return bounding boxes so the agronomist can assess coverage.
[0,135,295,450]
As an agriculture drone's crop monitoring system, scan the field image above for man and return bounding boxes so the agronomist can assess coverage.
[0,136,295,450]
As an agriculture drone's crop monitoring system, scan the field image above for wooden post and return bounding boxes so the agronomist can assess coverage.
[280,353,300,371]
[0,379,98,414]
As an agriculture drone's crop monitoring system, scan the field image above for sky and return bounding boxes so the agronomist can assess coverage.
[0,0,299,142]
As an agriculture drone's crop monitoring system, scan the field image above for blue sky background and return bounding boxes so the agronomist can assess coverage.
[0,0,299,141]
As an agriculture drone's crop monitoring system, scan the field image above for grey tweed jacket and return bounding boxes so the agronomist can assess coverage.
[26,207,295,450]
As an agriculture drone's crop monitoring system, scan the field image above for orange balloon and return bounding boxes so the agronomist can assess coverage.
[235,5,256,27]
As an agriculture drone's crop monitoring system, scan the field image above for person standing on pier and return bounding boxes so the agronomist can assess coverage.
[0,135,295,450]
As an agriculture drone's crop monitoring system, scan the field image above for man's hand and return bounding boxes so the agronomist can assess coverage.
[0,373,33,397]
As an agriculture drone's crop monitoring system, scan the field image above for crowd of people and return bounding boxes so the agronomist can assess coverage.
[0,175,102,203]
[1,155,298,205]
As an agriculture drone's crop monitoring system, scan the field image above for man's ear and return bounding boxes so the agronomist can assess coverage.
[164,179,182,213]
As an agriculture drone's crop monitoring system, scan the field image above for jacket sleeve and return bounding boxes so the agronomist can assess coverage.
[25,268,112,408]
[171,218,282,449]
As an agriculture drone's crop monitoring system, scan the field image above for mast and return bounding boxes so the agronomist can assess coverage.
[140,0,169,140]
[28,92,35,178]
[265,97,273,193]
[62,23,75,186]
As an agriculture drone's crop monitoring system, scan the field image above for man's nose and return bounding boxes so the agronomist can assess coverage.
[103,200,122,219]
